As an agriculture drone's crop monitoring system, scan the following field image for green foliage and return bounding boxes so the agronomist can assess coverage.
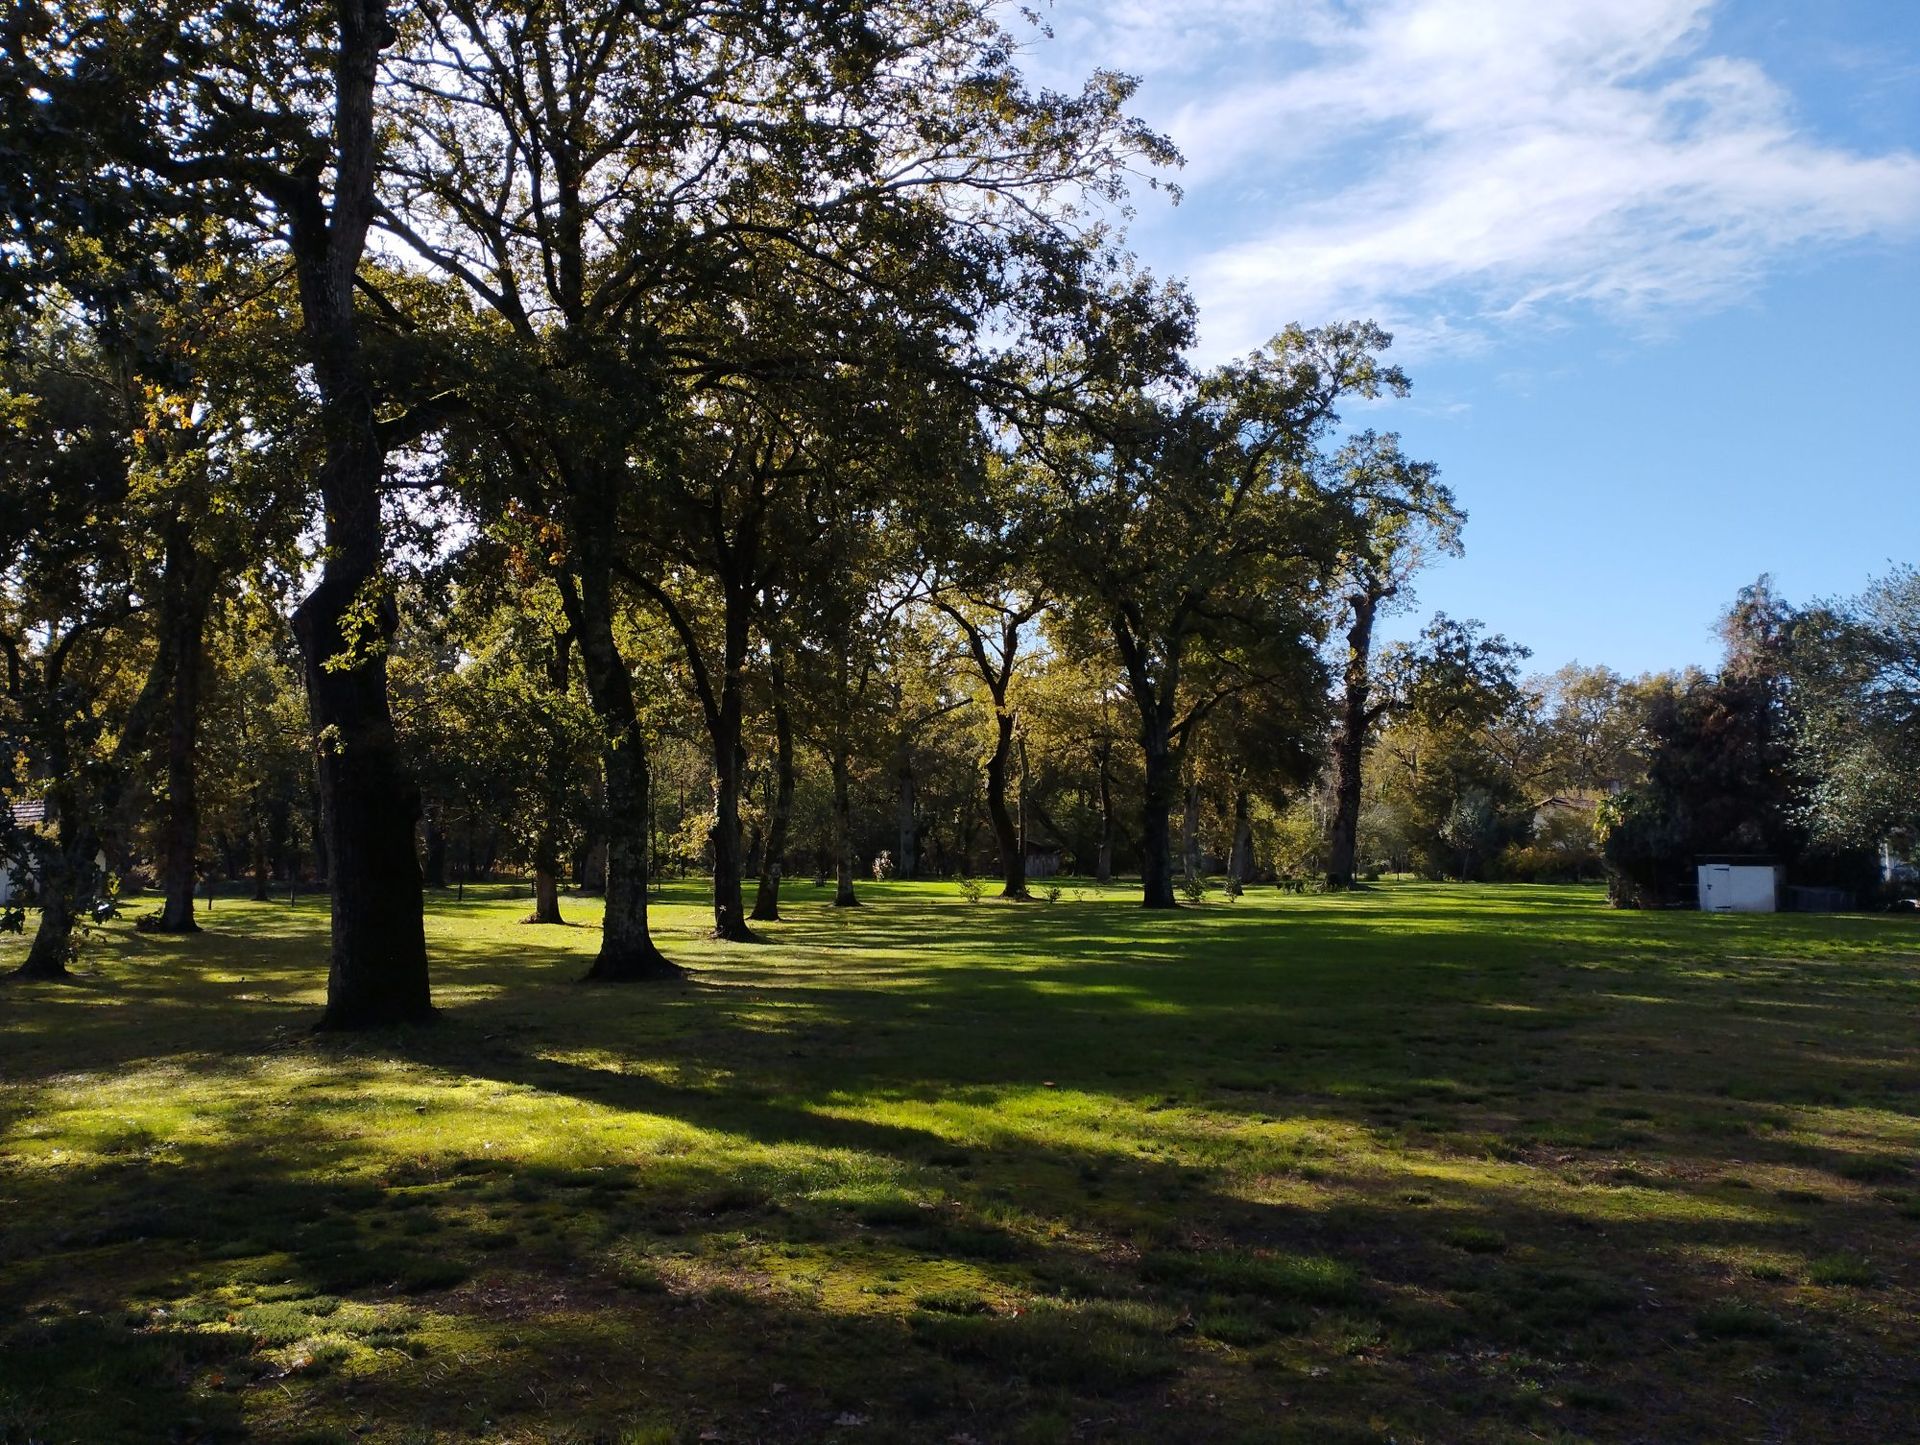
[1789,566,1920,853]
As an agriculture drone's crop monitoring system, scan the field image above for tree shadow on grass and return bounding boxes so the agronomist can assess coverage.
[5,1055,1916,1445]
[5,884,1919,1440]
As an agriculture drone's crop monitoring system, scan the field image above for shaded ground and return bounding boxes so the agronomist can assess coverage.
[1,880,1916,1444]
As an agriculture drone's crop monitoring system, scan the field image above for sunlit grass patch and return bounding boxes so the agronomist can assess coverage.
[2,880,1916,1442]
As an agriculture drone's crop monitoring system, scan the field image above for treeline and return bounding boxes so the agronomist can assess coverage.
[2,6,1914,1024]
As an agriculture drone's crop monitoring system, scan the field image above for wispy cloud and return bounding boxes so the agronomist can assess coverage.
[1035,0,1920,358]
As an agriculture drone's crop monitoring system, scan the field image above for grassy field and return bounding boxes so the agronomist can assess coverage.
[2,881,1917,1444]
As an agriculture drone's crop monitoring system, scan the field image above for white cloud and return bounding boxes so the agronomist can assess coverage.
[1034,0,1920,358]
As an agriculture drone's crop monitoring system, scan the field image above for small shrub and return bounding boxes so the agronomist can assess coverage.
[958,877,983,904]
[1179,873,1210,903]
[1043,883,1061,903]
[871,850,894,881]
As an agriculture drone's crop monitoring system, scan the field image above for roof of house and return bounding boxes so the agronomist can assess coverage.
[7,799,46,826]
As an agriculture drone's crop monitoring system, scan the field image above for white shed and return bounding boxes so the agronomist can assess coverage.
[1698,864,1781,913]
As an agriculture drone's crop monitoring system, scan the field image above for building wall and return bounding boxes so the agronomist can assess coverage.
[1698,864,1781,913]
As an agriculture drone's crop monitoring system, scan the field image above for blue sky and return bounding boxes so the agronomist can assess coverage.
[1023,0,1920,677]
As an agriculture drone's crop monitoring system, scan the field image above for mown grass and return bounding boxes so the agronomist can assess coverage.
[1,879,1916,1443]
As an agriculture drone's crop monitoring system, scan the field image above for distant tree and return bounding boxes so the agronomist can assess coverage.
[1788,566,1920,855]
[787,509,913,909]
[1367,616,1532,880]
[1022,648,1135,883]
[195,601,314,902]
[1531,663,1653,798]
[1599,583,1816,907]
[1322,432,1461,888]
[0,309,150,976]
[928,545,1050,897]
[1038,323,1403,907]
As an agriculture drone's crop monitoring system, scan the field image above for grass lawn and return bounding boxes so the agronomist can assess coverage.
[2,881,1917,1444]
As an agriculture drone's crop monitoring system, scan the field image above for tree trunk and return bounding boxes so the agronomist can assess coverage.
[1182,779,1202,885]
[18,884,76,980]
[287,2,432,1030]
[1326,592,1379,889]
[750,674,795,923]
[1114,617,1181,909]
[563,549,681,981]
[9,733,85,979]
[706,676,754,941]
[894,738,917,879]
[1095,747,1115,884]
[1227,787,1253,896]
[527,825,564,924]
[986,711,1026,899]
[152,554,213,933]
[532,864,562,924]
[957,798,978,879]
[1139,725,1178,909]
[249,783,272,902]
[831,753,858,907]
[422,811,448,889]
[295,556,432,1026]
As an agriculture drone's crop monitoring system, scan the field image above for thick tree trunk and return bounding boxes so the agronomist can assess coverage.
[1114,617,1180,909]
[1326,594,1379,890]
[152,557,213,933]
[532,864,562,924]
[18,886,76,980]
[295,556,432,1027]
[564,551,681,982]
[527,826,564,924]
[288,2,432,1030]
[986,711,1026,899]
[1139,727,1178,909]
[831,754,858,907]
[9,762,82,980]
[750,676,795,923]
